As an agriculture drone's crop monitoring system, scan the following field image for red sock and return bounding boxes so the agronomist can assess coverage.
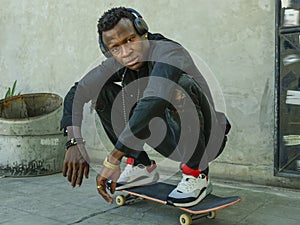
[126,157,134,165]
[182,164,201,178]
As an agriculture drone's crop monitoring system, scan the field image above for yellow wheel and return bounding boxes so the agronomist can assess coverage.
[179,213,192,225]
[207,210,217,219]
[116,195,126,206]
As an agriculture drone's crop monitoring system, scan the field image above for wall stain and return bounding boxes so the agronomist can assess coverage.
[0,159,56,176]
[259,78,273,132]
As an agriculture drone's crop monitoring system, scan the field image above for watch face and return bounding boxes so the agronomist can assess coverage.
[65,138,85,150]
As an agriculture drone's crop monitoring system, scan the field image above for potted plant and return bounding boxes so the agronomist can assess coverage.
[0,81,65,177]
[1,80,28,119]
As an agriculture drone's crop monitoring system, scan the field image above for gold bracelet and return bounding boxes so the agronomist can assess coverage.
[103,156,120,170]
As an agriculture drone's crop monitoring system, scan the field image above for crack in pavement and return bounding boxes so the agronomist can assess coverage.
[67,206,119,224]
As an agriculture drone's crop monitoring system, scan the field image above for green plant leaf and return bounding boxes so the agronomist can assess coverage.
[4,80,20,99]
[11,80,17,96]
[5,87,11,99]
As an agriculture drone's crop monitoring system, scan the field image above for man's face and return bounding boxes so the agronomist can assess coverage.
[102,18,150,71]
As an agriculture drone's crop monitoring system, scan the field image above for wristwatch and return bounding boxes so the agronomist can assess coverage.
[65,138,85,150]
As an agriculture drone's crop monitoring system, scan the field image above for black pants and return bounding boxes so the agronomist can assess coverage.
[95,75,230,171]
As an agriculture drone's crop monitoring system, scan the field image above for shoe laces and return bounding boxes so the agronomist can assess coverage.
[122,164,146,177]
[177,174,198,192]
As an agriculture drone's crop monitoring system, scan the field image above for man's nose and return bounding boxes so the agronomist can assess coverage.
[120,44,132,57]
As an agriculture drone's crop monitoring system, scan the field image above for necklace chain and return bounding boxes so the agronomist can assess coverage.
[121,68,140,125]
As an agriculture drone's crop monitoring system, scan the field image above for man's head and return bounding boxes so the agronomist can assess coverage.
[97,7,150,71]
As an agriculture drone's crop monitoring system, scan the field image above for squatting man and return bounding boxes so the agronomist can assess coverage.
[61,7,231,207]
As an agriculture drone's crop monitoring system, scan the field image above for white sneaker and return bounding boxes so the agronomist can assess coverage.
[167,173,212,207]
[116,160,159,190]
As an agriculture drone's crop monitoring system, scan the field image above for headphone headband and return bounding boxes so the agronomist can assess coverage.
[99,8,149,57]
[126,8,142,18]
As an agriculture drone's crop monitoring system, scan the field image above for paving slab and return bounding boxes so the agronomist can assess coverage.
[1,170,300,225]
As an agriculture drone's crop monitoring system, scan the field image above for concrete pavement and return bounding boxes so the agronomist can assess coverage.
[1,170,300,225]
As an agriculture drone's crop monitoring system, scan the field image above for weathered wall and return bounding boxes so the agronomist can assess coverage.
[1,0,299,187]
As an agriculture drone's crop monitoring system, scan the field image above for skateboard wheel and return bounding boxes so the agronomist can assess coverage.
[116,195,126,206]
[179,213,192,225]
[207,210,217,219]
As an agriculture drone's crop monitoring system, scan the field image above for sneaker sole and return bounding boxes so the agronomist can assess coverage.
[171,183,213,207]
[116,173,159,190]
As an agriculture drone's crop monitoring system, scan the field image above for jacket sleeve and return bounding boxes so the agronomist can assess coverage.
[60,58,120,133]
[60,82,78,132]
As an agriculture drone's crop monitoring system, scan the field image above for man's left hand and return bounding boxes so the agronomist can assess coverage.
[96,166,121,204]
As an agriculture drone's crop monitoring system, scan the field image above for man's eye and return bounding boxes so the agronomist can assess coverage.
[127,37,135,43]
[110,46,120,53]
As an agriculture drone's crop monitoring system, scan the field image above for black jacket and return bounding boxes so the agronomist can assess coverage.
[60,33,214,152]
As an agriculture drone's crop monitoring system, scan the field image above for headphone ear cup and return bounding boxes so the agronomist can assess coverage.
[98,36,112,58]
[134,17,149,35]
[126,8,149,35]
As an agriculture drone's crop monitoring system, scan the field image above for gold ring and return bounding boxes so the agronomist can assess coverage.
[97,185,103,189]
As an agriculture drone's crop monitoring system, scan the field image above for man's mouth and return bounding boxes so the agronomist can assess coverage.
[125,57,139,66]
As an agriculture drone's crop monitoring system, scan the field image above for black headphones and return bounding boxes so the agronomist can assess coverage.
[98,8,149,58]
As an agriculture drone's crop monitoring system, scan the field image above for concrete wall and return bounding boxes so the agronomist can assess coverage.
[1,0,299,188]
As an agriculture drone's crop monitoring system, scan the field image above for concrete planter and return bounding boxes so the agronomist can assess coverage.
[0,93,65,177]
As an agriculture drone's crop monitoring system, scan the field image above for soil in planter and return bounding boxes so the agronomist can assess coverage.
[0,94,62,119]
[0,96,28,119]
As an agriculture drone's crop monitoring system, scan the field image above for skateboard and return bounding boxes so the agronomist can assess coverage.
[114,182,241,225]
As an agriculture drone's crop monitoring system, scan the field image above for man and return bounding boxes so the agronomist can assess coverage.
[61,7,230,207]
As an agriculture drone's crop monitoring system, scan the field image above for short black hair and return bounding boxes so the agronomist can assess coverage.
[97,7,135,36]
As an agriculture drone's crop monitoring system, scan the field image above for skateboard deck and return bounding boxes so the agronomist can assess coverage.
[115,182,241,225]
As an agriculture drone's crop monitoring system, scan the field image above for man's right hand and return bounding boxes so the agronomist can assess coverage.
[63,144,90,187]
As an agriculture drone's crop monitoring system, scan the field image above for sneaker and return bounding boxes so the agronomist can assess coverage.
[116,160,159,190]
[167,173,212,207]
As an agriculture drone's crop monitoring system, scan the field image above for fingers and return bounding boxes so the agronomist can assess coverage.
[84,163,89,179]
[63,150,71,177]
[110,181,117,194]
[67,162,73,183]
[63,146,90,187]
[96,175,113,204]
[71,163,78,187]
[97,184,113,204]
[62,161,68,177]
[77,161,89,187]
[77,164,84,187]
